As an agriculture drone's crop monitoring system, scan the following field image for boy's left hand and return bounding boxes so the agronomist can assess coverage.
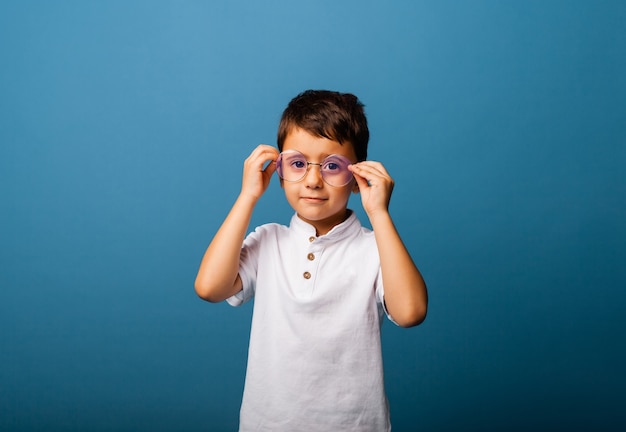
[349,161,394,217]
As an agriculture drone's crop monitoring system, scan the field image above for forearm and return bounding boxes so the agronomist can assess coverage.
[194,194,257,302]
[370,211,428,327]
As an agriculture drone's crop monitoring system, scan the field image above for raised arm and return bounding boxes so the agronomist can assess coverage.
[194,145,278,302]
[349,162,428,327]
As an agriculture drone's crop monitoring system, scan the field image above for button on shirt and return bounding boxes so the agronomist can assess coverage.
[228,212,393,432]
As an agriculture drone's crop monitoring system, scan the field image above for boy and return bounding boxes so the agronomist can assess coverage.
[195,90,427,431]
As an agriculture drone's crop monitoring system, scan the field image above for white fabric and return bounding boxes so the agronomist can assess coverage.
[227,211,394,432]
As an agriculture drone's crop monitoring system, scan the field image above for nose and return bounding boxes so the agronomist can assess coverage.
[304,163,324,188]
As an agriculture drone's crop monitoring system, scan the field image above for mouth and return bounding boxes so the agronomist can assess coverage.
[301,196,327,203]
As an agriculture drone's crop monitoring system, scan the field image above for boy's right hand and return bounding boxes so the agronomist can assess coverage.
[240,144,279,201]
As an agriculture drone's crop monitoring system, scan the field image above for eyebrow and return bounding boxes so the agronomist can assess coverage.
[284,149,334,162]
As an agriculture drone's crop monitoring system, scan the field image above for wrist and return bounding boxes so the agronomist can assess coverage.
[236,191,260,208]
[366,208,392,226]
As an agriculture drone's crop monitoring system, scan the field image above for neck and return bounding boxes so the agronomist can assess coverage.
[298,209,352,236]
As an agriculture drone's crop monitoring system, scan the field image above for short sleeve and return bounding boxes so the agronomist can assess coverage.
[376,269,399,326]
[225,228,263,307]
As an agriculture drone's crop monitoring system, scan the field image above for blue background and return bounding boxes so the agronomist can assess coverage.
[1,1,625,431]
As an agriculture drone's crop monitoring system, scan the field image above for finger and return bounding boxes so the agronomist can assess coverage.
[249,145,279,168]
[350,165,389,187]
[351,170,369,190]
[255,145,279,159]
[264,159,277,176]
[350,162,390,180]
[348,165,372,187]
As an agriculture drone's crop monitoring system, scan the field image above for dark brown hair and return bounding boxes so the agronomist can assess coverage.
[277,90,369,162]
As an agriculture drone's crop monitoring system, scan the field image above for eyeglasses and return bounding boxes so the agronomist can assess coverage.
[276,150,354,187]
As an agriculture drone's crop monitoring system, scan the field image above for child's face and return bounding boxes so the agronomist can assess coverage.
[280,127,358,236]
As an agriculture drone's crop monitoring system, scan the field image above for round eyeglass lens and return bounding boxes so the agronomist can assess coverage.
[276,151,308,182]
[319,154,353,186]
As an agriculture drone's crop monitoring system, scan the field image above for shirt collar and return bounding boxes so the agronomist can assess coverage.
[290,210,360,244]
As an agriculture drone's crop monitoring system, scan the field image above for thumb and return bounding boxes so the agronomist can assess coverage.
[264,159,277,177]
[351,169,369,191]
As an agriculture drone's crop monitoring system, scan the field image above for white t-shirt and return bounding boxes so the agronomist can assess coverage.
[227,211,394,432]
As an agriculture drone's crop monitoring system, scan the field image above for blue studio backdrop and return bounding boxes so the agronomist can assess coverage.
[1,1,625,431]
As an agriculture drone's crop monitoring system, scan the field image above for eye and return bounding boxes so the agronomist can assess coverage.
[291,159,306,169]
[322,156,349,172]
